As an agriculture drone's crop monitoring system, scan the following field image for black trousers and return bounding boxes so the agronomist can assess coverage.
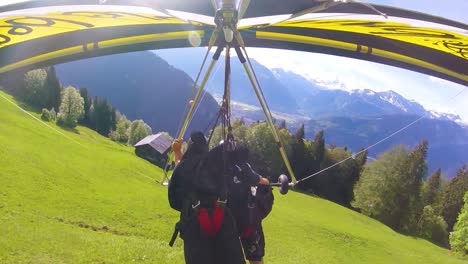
[182,207,246,264]
[241,224,265,261]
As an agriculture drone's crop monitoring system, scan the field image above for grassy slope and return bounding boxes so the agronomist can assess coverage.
[0,90,465,264]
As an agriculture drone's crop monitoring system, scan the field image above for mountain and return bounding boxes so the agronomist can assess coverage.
[55,50,466,176]
[55,51,219,137]
[301,88,426,117]
[156,48,462,123]
[155,48,299,113]
[305,115,468,177]
[272,68,462,123]
[271,68,321,114]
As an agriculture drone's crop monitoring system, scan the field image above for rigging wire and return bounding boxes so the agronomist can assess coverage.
[187,54,225,128]
[296,86,467,185]
[236,41,275,124]
[173,50,224,141]
[297,115,424,184]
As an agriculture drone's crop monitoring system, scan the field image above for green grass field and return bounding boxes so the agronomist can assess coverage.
[0,90,466,264]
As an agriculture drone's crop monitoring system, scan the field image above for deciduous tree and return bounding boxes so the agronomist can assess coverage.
[128,120,152,145]
[57,86,84,128]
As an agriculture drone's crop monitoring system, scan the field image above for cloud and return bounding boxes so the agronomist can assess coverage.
[246,47,468,122]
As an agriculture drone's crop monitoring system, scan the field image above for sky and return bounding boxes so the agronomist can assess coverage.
[246,0,468,122]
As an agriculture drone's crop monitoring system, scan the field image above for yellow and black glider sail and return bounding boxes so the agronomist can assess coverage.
[242,17,468,86]
[0,1,467,86]
[0,9,212,74]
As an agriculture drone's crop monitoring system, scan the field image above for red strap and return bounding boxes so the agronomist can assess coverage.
[197,205,225,236]
[197,208,215,236]
[212,202,225,234]
[240,226,254,239]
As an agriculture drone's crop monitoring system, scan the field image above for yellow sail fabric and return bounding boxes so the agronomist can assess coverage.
[0,3,466,86]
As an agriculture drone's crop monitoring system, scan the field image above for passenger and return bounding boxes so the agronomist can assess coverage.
[168,132,246,264]
[227,146,273,264]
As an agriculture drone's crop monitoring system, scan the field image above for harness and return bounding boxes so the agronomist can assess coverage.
[169,192,228,247]
[169,148,230,247]
[196,198,227,236]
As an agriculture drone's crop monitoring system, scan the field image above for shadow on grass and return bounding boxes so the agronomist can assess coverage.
[16,100,40,113]
[58,124,80,134]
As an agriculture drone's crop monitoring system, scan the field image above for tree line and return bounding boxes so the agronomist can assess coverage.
[209,119,467,253]
[0,68,153,146]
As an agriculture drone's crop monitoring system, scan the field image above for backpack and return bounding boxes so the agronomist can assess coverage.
[168,145,231,247]
[168,144,228,212]
[226,147,274,231]
[168,155,203,211]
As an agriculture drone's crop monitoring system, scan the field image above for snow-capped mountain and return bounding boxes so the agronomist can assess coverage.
[350,89,427,115]
[427,110,462,123]
[272,68,462,123]
[352,89,462,122]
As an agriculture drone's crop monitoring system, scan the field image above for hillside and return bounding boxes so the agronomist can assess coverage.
[0,90,466,264]
[55,51,219,137]
[155,48,299,113]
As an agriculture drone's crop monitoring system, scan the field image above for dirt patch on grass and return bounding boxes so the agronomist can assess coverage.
[54,217,130,236]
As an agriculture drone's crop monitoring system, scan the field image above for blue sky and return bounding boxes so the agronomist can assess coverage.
[247,0,468,122]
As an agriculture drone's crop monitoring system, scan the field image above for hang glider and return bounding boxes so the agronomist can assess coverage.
[0,0,467,86]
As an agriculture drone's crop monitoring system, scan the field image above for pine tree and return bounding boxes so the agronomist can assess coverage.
[308,130,325,174]
[313,130,325,165]
[291,124,306,187]
[398,140,428,233]
[422,168,443,212]
[278,120,286,130]
[45,66,62,110]
[79,88,92,126]
[344,149,368,206]
[354,149,368,169]
[295,124,305,140]
[89,97,115,136]
[442,165,468,231]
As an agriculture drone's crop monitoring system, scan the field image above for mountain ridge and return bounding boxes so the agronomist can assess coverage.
[157,48,462,123]
[55,51,220,137]
[54,50,466,177]
[272,68,462,123]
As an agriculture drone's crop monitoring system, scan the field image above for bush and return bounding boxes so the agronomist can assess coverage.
[49,107,57,121]
[109,112,130,143]
[417,205,449,247]
[41,108,51,121]
[450,191,468,254]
